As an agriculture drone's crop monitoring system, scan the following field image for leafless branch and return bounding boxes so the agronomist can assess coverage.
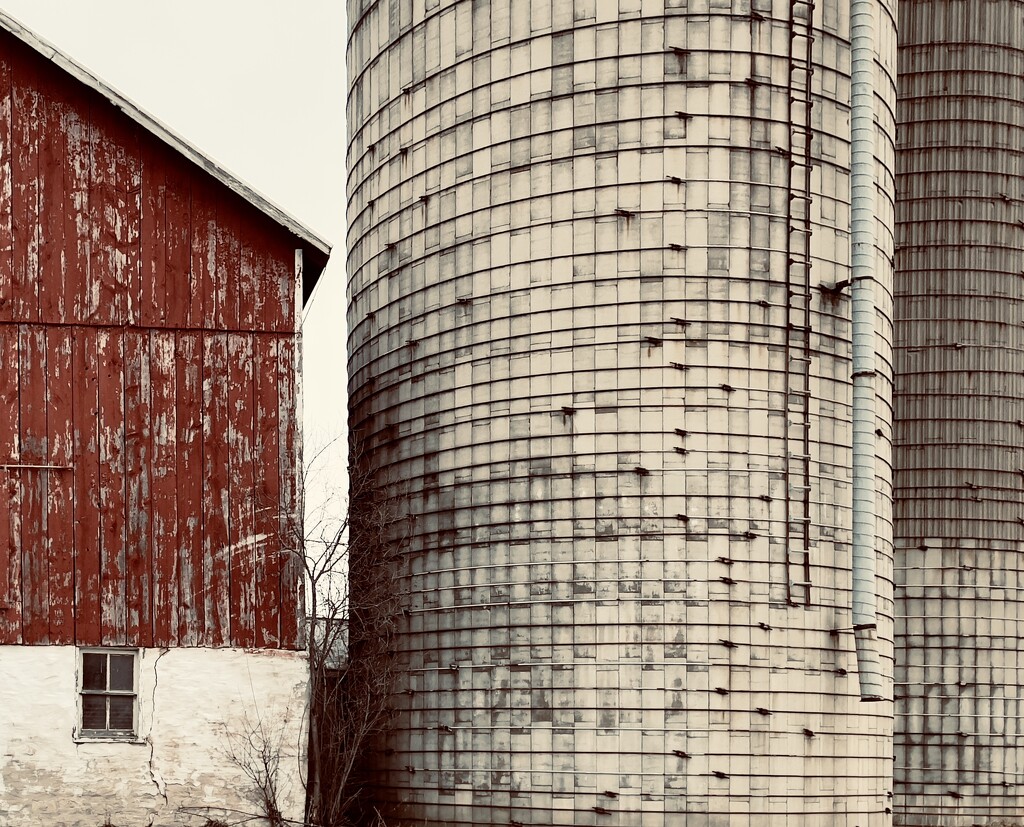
[299,434,406,826]
[224,713,287,826]
[239,429,404,826]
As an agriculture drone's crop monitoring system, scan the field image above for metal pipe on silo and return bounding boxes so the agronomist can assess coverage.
[850,0,884,702]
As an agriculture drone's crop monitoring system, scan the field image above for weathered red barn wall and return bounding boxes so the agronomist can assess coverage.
[0,33,304,649]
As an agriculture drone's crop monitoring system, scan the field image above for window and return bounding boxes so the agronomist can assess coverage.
[78,649,138,738]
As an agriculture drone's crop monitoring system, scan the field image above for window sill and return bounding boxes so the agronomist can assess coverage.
[73,733,147,745]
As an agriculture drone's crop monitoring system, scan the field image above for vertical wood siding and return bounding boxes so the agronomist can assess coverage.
[0,34,304,648]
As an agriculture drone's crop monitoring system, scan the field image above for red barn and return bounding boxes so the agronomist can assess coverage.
[0,12,327,826]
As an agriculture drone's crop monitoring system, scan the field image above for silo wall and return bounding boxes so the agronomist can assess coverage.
[346,0,897,824]
[895,2,1024,824]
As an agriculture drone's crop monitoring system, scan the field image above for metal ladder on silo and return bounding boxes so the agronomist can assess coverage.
[784,0,815,607]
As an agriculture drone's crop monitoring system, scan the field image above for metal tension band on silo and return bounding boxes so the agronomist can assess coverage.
[850,0,885,702]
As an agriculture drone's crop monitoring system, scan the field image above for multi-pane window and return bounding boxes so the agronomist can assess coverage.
[79,649,137,737]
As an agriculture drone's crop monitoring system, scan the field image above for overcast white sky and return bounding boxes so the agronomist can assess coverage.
[0,1,349,517]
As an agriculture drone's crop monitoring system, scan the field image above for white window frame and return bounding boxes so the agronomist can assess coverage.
[74,647,143,743]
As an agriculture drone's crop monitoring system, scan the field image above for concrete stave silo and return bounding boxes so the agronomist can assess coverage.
[347,0,897,824]
[895,2,1024,823]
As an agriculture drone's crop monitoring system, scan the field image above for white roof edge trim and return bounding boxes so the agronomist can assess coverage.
[0,10,331,257]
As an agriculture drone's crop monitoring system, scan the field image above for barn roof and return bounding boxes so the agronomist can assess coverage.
[0,10,330,302]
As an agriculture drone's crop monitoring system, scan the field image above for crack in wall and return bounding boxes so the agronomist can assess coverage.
[147,648,169,807]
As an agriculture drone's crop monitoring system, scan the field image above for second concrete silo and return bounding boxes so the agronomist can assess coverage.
[347,0,897,823]
[895,1,1024,823]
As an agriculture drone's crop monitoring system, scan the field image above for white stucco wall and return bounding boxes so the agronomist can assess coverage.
[0,645,308,826]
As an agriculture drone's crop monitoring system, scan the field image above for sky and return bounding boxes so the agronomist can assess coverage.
[0,1,350,520]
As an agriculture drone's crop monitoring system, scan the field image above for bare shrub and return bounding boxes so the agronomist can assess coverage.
[299,437,405,826]
[225,715,287,826]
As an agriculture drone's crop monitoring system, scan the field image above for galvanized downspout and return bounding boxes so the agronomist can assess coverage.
[850,0,885,701]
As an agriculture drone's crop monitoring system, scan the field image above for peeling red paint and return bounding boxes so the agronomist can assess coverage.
[0,33,303,650]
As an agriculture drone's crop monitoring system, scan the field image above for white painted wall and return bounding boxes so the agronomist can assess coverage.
[0,646,308,826]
